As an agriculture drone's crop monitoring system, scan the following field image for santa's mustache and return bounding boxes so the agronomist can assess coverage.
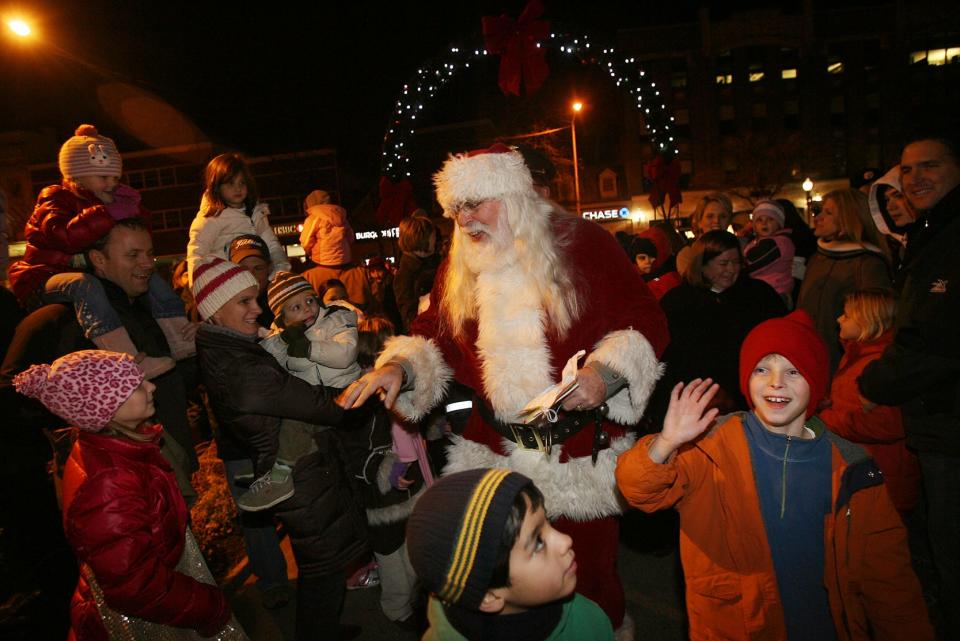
[459,222,491,235]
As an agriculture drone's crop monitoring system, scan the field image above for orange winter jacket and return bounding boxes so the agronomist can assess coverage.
[819,332,920,513]
[615,413,932,641]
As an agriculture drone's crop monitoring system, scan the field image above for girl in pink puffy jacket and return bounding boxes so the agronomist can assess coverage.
[743,199,797,308]
[8,125,195,379]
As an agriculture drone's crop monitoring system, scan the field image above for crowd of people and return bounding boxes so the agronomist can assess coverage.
[0,123,957,641]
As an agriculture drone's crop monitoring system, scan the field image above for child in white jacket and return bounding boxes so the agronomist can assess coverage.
[236,271,363,512]
[186,153,290,285]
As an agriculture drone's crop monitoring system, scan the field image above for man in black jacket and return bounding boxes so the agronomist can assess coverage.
[860,134,960,635]
[2,218,198,500]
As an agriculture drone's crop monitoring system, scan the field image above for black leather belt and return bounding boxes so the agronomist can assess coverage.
[474,396,601,454]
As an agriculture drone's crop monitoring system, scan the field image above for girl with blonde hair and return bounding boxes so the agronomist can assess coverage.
[797,189,892,373]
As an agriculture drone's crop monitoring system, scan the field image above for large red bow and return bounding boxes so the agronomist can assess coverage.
[376,176,417,227]
[482,0,551,97]
[645,155,683,213]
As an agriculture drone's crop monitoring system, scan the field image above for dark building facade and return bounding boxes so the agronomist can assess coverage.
[613,1,960,195]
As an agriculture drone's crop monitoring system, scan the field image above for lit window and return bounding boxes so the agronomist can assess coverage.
[910,51,928,64]
[827,61,844,74]
[781,68,797,79]
[749,72,765,82]
[716,74,733,84]
[949,47,960,63]
[928,49,947,66]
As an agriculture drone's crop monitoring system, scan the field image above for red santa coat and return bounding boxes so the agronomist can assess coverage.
[376,215,667,626]
[379,215,668,517]
[818,333,920,513]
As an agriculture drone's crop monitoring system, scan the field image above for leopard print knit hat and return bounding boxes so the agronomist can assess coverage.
[13,350,144,431]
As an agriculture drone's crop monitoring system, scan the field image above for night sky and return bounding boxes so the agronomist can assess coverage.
[2,0,877,185]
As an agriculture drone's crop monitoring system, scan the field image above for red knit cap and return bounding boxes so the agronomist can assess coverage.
[739,310,829,418]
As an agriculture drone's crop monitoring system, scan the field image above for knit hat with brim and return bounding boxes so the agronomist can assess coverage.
[13,350,143,431]
[752,200,786,228]
[406,468,532,610]
[433,144,534,214]
[739,310,829,419]
[192,258,259,321]
[267,271,315,317]
[59,124,122,179]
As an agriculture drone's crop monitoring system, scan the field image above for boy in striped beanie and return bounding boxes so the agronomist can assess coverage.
[406,468,614,640]
[235,271,362,512]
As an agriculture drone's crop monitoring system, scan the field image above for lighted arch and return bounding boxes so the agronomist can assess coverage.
[380,31,677,182]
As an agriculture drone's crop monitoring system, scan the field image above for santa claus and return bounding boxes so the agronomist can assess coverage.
[344,144,669,637]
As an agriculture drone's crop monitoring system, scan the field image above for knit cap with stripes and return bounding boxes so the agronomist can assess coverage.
[267,271,316,318]
[406,468,532,610]
[191,257,258,321]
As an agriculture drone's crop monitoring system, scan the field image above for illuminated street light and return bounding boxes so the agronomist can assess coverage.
[802,177,814,214]
[6,18,32,37]
[571,101,584,215]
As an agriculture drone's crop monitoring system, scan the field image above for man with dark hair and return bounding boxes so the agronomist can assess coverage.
[3,218,199,500]
[860,133,960,636]
[229,233,275,328]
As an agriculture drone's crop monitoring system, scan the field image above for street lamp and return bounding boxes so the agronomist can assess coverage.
[802,177,814,214]
[5,17,32,38]
[571,101,583,216]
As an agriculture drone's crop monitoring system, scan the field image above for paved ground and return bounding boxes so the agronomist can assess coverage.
[224,510,688,641]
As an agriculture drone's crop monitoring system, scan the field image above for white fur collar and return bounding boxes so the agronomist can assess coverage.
[474,267,552,422]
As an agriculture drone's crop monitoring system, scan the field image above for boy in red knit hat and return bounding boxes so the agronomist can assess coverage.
[615,310,932,641]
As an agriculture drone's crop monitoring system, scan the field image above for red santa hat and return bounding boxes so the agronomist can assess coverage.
[739,310,829,419]
[433,143,535,213]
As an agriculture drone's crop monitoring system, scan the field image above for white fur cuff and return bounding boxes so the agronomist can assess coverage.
[442,433,636,521]
[375,335,453,421]
[586,329,664,425]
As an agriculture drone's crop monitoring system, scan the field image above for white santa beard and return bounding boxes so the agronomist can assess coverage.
[474,265,554,422]
[458,222,516,274]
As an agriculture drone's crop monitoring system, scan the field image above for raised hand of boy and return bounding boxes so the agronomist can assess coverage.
[649,378,720,464]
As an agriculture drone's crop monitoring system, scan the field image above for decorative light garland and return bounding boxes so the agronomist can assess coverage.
[380,31,676,181]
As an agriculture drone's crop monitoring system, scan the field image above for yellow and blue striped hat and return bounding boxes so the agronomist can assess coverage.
[406,468,532,610]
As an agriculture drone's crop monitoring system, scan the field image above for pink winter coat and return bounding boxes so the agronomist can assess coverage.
[743,228,795,296]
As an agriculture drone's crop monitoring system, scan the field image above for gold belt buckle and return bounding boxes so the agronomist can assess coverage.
[509,423,548,453]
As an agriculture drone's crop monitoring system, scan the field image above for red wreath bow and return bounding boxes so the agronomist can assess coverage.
[482,0,551,97]
[645,155,683,214]
[376,176,417,227]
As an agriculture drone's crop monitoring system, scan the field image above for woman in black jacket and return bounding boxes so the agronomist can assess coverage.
[192,258,368,641]
[650,230,786,422]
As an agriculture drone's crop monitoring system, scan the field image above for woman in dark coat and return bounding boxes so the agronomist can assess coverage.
[393,212,440,333]
[651,230,786,421]
[192,258,368,641]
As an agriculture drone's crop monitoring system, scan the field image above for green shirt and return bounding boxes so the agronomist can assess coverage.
[423,593,615,641]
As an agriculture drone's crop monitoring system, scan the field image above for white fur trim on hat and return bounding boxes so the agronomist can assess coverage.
[59,124,123,179]
[192,258,259,321]
[433,146,534,213]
